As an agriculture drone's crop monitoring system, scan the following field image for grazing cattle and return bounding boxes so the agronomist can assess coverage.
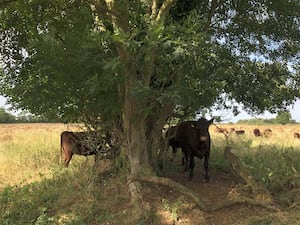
[174,117,214,182]
[253,128,262,137]
[229,128,235,133]
[235,130,245,135]
[294,132,300,139]
[263,128,272,138]
[215,127,228,134]
[60,131,110,167]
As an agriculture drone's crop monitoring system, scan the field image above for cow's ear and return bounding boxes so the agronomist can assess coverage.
[209,118,214,125]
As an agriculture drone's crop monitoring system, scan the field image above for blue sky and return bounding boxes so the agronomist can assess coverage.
[213,99,300,123]
[1,95,299,122]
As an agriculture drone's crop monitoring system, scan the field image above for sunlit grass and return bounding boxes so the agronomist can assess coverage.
[0,123,85,188]
[210,124,300,191]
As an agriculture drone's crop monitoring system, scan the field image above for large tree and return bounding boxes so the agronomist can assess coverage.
[1,0,300,212]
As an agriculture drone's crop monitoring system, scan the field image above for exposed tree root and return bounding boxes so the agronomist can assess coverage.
[128,175,209,210]
[128,175,279,212]
[209,195,280,212]
[224,146,274,202]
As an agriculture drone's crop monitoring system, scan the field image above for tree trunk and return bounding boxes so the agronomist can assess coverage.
[122,72,154,216]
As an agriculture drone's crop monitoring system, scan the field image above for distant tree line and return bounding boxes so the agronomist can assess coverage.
[237,112,297,125]
[0,107,59,123]
[0,107,15,123]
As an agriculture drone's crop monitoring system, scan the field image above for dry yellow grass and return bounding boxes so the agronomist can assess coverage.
[0,123,83,189]
[210,123,300,148]
[1,123,300,189]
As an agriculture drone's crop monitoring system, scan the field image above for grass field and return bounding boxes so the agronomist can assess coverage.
[0,123,300,224]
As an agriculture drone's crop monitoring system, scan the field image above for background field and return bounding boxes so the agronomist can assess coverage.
[0,123,300,224]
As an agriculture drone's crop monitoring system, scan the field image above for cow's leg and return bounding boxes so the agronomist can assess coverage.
[64,152,73,167]
[203,154,209,182]
[170,146,177,161]
[182,149,188,170]
[181,147,189,172]
[188,153,195,179]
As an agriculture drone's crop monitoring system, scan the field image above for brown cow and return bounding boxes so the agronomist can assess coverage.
[229,128,235,133]
[235,130,245,135]
[263,128,272,138]
[294,132,300,139]
[60,131,110,167]
[253,128,262,137]
[174,117,214,182]
[215,127,228,134]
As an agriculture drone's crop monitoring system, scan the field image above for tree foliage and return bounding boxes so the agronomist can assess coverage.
[0,0,299,122]
[275,111,292,125]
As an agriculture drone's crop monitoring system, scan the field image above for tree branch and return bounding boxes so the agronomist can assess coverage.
[150,0,158,21]
[156,0,175,22]
[203,0,219,32]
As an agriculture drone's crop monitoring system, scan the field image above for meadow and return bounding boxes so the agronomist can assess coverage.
[0,123,300,224]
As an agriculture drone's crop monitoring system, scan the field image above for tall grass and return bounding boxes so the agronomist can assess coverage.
[210,126,300,206]
[1,124,60,187]
[0,123,300,224]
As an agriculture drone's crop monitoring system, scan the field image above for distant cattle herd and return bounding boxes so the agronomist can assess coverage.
[214,126,300,139]
[215,127,274,138]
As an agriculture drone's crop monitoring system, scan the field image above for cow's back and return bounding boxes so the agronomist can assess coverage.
[175,121,199,150]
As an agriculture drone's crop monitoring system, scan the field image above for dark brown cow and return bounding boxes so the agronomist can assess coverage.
[263,128,272,138]
[235,130,245,135]
[60,131,108,167]
[253,128,262,137]
[174,117,213,182]
[294,132,300,139]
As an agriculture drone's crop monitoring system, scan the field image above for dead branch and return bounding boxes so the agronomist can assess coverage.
[224,146,274,202]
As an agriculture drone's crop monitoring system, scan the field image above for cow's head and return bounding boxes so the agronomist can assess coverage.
[195,117,214,141]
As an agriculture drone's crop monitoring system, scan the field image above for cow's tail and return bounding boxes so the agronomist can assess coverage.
[59,132,63,165]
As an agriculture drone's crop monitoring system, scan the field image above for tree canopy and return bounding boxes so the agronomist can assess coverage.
[1,0,299,123]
